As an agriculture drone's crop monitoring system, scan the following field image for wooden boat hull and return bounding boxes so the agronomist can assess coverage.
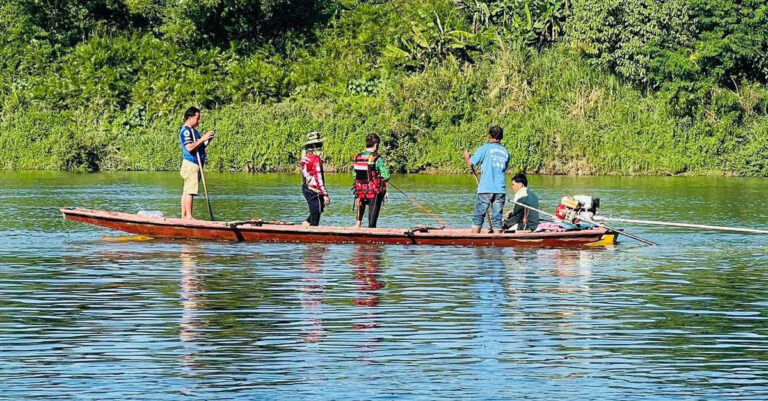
[60,208,617,247]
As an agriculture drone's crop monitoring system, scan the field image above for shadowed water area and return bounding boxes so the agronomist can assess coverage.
[1,171,767,400]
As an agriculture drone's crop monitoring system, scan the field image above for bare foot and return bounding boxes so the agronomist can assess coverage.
[301,221,310,227]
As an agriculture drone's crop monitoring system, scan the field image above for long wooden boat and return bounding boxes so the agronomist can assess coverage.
[60,208,618,247]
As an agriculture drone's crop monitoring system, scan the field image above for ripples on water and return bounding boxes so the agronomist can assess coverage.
[0,172,767,399]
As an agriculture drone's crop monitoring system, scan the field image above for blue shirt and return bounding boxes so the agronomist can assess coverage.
[180,125,205,165]
[469,142,510,193]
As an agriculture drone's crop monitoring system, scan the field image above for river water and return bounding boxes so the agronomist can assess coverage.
[1,171,767,400]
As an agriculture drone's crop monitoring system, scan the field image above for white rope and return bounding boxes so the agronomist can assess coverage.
[592,216,768,235]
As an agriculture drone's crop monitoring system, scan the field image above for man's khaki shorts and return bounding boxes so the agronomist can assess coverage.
[180,160,200,195]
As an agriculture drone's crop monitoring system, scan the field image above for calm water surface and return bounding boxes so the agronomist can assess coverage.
[1,171,767,400]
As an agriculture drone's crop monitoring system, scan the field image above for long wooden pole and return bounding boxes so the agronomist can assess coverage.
[198,108,216,221]
[195,148,214,221]
[388,181,452,228]
[469,165,494,231]
[508,200,657,246]
[592,216,768,235]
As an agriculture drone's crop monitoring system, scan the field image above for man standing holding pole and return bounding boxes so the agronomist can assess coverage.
[464,125,510,233]
[179,107,215,220]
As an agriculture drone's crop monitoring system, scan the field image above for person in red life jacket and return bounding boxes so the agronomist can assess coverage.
[300,131,330,227]
[353,133,391,228]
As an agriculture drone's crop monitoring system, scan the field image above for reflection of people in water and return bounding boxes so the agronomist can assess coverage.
[179,242,204,372]
[471,247,508,374]
[300,244,329,343]
[352,245,385,330]
[353,245,384,307]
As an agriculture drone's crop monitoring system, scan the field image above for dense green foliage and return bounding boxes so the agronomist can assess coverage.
[0,0,766,175]
[569,0,768,116]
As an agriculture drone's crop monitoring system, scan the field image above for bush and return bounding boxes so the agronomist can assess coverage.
[567,0,768,122]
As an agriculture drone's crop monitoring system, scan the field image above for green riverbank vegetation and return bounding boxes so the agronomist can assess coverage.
[1,0,766,175]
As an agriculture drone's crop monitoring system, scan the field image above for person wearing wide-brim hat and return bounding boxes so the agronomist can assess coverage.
[300,131,330,227]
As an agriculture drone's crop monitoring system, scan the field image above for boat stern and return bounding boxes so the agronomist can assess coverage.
[585,232,617,247]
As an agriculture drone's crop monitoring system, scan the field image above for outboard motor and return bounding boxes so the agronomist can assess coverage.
[554,195,600,223]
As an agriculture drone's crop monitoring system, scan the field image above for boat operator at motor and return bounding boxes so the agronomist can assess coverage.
[503,173,539,231]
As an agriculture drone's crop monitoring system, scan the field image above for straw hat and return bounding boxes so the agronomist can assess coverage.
[304,131,325,146]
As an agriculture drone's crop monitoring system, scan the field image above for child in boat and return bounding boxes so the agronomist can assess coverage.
[300,132,330,227]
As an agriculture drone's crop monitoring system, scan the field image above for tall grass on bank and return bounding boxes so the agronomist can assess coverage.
[3,41,765,175]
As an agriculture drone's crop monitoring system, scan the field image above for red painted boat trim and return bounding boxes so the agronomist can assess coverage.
[60,208,617,247]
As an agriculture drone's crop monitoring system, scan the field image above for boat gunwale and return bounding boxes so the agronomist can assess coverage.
[60,207,613,240]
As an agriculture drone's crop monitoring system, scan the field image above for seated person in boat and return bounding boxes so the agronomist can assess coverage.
[464,125,510,233]
[353,133,390,228]
[300,131,330,227]
[503,173,539,231]
[179,107,215,220]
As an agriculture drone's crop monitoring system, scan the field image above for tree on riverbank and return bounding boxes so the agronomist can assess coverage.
[1,0,766,175]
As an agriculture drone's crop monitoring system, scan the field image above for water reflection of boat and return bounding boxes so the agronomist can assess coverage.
[61,208,617,247]
[553,249,595,279]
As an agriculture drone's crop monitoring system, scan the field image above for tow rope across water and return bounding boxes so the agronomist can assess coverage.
[388,181,452,229]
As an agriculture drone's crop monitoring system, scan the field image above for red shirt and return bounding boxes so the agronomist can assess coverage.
[300,153,328,195]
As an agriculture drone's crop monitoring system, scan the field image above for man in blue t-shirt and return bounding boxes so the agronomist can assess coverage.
[463,125,510,233]
[179,106,215,219]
